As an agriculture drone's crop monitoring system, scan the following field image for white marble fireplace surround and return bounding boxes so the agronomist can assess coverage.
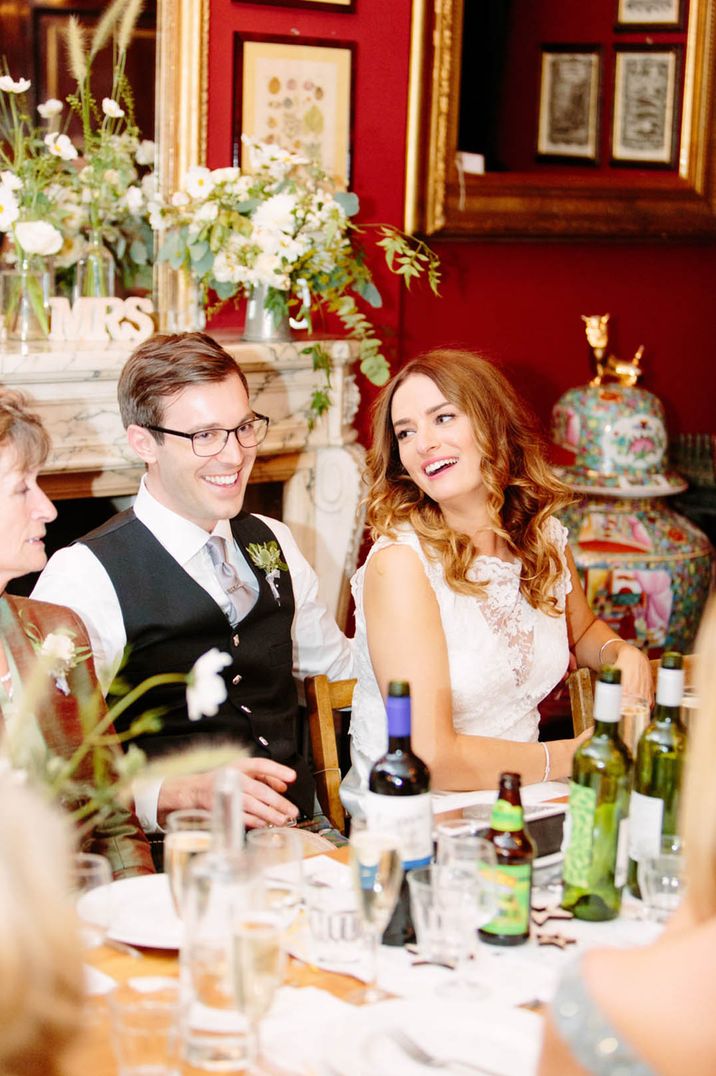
[0,334,365,629]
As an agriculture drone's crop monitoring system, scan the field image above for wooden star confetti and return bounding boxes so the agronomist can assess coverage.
[531,905,575,926]
[536,931,577,949]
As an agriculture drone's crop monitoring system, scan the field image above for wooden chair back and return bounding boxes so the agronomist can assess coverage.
[567,655,696,735]
[304,675,356,834]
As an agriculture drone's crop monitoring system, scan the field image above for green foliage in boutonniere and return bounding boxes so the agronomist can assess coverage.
[246,541,287,604]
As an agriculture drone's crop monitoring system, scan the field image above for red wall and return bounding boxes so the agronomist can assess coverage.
[208,0,716,442]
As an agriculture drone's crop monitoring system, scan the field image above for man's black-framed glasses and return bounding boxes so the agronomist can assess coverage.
[145,414,270,456]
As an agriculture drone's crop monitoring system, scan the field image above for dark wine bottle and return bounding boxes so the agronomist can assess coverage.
[562,666,632,921]
[627,652,687,897]
[478,772,535,946]
[365,680,432,946]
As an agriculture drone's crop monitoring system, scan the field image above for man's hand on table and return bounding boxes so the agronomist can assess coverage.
[157,758,300,829]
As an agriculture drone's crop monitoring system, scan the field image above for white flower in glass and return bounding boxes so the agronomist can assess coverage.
[101,97,125,118]
[14,219,63,256]
[124,185,144,214]
[0,75,31,94]
[44,132,78,161]
[186,648,232,721]
[0,171,22,191]
[184,166,215,200]
[37,98,63,119]
[0,184,20,230]
[135,139,155,166]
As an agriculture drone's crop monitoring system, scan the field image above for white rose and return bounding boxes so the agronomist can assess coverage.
[125,185,144,214]
[14,220,63,256]
[183,166,215,200]
[196,201,218,222]
[252,193,297,235]
[0,76,31,94]
[135,139,156,166]
[37,98,63,119]
[0,185,20,231]
[1,171,22,192]
[102,97,125,118]
[44,133,78,161]
[40,632,75,668]
[171,190,190,207]
[186,648,232,721]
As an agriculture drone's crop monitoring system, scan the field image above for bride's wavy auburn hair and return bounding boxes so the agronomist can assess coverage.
[365,349,575,614]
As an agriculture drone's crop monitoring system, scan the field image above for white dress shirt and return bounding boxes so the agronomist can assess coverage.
[32,477,354,829]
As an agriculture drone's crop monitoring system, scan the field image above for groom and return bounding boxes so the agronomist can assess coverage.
[33,332,353,834]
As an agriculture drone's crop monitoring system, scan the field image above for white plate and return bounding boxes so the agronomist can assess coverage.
[321,997,542,1076]
[79,873,184,950]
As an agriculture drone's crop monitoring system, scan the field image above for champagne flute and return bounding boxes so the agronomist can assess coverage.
[349,824,403,1003]
[73,851,113,950]
[231,910,286,1073]
[165,807,212,917]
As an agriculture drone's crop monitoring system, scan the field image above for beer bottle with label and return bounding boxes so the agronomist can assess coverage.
[478,772,535,946]
[365,680,432,946]
[562,665,632,921]
[627,652,687,897]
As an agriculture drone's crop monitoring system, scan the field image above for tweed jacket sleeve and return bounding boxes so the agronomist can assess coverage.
[1,595,154,879]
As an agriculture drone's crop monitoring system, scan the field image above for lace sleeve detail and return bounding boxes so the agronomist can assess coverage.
[544,516,573,603]
[551,957,655,1076]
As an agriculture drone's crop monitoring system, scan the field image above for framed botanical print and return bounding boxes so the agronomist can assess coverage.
[537,47,601,161]
[233,35,354,188]
[616,0,683,28]
[612,47,681,166]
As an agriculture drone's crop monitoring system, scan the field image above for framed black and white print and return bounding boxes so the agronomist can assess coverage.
[612,47,681,166]
[616,0,682,29]
[537,47,601,161]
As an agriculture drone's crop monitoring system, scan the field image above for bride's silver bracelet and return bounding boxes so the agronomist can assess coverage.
[598,637,622,666]
[541,741,551,783]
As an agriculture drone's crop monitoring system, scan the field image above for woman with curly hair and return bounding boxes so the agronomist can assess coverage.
[341,350,652,812]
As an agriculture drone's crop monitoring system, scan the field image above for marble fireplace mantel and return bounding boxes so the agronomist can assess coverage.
[0,334,365,628]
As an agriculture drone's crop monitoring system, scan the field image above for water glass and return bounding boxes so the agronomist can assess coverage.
[304,874,362,967]
[638,836,685,923]
[165,808,212,917]
[109,976,182,1076]
[73,851,113,949]
[245,828,303,927]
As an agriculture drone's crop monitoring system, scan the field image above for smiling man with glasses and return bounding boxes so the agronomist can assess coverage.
[33,332,353,844]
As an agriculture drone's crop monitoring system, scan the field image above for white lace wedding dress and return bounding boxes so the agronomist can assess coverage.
[340,517,572,817]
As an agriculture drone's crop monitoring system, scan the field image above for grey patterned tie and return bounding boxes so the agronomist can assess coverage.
[206,535,257,626]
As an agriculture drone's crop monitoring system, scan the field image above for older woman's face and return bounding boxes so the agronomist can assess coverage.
[0,446,57,591]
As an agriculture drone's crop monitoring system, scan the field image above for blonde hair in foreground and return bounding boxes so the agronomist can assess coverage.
[682,593,716,921]
[366,349,575,614]
[0,780,84,1076]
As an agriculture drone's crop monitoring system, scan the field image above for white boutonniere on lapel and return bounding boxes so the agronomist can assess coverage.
[246,541,288,605]
[24,624,90,696]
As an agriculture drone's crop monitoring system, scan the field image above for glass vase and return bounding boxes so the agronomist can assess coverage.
[0,255,54,343]
[242,281,291,342]
[73,228,116,300]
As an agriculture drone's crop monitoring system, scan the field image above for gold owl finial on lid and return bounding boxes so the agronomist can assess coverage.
[582,313,645,388]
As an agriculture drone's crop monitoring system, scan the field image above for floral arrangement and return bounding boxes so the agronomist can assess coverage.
[152,138,440,418]
[0,0,155,298]
[2,629,239,834]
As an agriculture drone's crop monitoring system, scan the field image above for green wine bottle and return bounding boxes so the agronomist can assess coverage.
[627,652,687,897]
[562,666,632,921]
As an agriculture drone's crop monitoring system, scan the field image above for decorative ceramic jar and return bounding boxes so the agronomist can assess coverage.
[552,382,713,654]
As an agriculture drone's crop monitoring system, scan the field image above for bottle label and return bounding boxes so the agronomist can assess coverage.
[490,799,524,832]
[628,790,664,863]
[479,861,531,936]
[364,791,433,870]
[562,782,597,888]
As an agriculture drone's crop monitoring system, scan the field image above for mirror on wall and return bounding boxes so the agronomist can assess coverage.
[405,0,716,238]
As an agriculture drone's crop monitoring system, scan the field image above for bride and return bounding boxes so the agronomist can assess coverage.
[341,349,652,815]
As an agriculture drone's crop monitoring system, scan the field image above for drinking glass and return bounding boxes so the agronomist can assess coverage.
[349,824,403,1003]
[638,835,685,923]
[165,808,212,917]
[73,851,113,949]
[436,819,489,867]
[231,909,286,1073]
[245,828,303,929]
